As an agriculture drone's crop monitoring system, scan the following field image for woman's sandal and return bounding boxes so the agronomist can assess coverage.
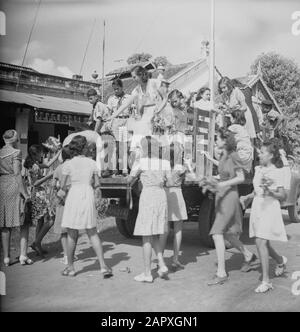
[157,266,169,279]
[30,243,45,258]
[207,274,229,286]
[19,256,34,265]
[61,267,76,277]
[275,256,287,277]
[171,261,185,270]
[255,282,273,293]
[101,267,113,279]
[3,257,10,267]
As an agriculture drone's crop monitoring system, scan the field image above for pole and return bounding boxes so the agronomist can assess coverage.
[206,0,216,177]
[79,18,96,76]
[101,20,106,101]
[16,0,42,91]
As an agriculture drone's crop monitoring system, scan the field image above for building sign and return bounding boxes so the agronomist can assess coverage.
[34,110,88,125]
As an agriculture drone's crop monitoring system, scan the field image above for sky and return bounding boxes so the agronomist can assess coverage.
[0,0,299,80]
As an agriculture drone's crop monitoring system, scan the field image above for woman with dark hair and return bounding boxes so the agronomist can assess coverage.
[218,77,257,140]
[0,130,32,266]
[24,144,60,257]
[195,87,211,109]
[168,89,188,147]
[202,128,256,285]
[241,141,287,293]
[58,135,112,278]
[107,65,163,151]
[228,109,254,173]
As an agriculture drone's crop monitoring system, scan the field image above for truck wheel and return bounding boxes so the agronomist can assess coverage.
[198,195,215,248]
[288,183,300,223]
[198,195,234,249]
[115,200,139,238]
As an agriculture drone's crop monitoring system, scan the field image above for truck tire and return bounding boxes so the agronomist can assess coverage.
[115,199,139,238]
[198,195,215,248]
[288,183,300,223]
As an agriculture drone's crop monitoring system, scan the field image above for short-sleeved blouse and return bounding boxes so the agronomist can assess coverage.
[130,157,171,187]
[62,156,99,186]
[253,165,285,197]
[218,151,245,182]
[131,79,161,110]
[0,146,22,175]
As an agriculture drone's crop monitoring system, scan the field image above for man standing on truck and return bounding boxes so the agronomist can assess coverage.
[87,88,110,134]
[107,79,132,173]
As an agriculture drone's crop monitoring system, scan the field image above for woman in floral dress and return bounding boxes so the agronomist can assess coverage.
[24,144,60,257]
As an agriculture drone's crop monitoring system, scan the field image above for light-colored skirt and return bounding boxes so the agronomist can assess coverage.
[165,187,187,221]
[244,108,256,139]
[249,196,287,242]
[61,184,97,230]
[134,186,168,236]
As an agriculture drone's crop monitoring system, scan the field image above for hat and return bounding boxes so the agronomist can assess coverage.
[3,129,18,144]
[261,99,273,106]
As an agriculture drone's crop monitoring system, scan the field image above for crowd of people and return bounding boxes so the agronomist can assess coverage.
[0,65,293,294]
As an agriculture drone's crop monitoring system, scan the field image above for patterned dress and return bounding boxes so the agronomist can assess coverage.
[25,163,51,225]
[0,146,22,228]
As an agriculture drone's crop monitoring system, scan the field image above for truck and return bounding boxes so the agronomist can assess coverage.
[97,104,300,248]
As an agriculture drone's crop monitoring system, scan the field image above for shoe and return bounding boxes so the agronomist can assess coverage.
[101,267,113,279]
[134,273,153,283]
[207,274,229,286]
[171,261,185,270]
[61,267,76,277]
[255,282,273,293]
[275,256,287,277]
[241,254,257,273]
[157,266,169,279]
[19,256,34,265]
[3,257,10,267]
[30,243,44,258]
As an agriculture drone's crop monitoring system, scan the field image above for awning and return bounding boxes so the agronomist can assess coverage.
[0,89,91,115]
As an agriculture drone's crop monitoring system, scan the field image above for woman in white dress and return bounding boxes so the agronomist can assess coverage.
[106,66,163,152]
[58,135,112,278]
[241,141,288,293]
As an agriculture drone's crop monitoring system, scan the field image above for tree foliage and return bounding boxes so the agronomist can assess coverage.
[251,52,300,157]
[153,56,171,67]
[127,53,152,65]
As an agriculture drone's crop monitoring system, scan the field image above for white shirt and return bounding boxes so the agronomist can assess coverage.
[107,93,131,116]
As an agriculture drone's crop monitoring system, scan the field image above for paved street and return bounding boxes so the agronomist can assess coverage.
[1,212,300,312]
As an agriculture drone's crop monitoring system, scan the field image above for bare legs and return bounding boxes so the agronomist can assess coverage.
[32,215,54,254]
[256,238,283,284]
[65,228,109,273]
[1,228,11,262]
[224,233,253,261]
[20,223,30,258]
[86,228,109,271]
[142,235,167,277]
[160,221,183,265]
[212,234,227,277]
[1,224,31,264]
[66,228,78,272]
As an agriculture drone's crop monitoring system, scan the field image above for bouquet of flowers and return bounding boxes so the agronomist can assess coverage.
[199,176,220,194]
[260,175,274,196]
